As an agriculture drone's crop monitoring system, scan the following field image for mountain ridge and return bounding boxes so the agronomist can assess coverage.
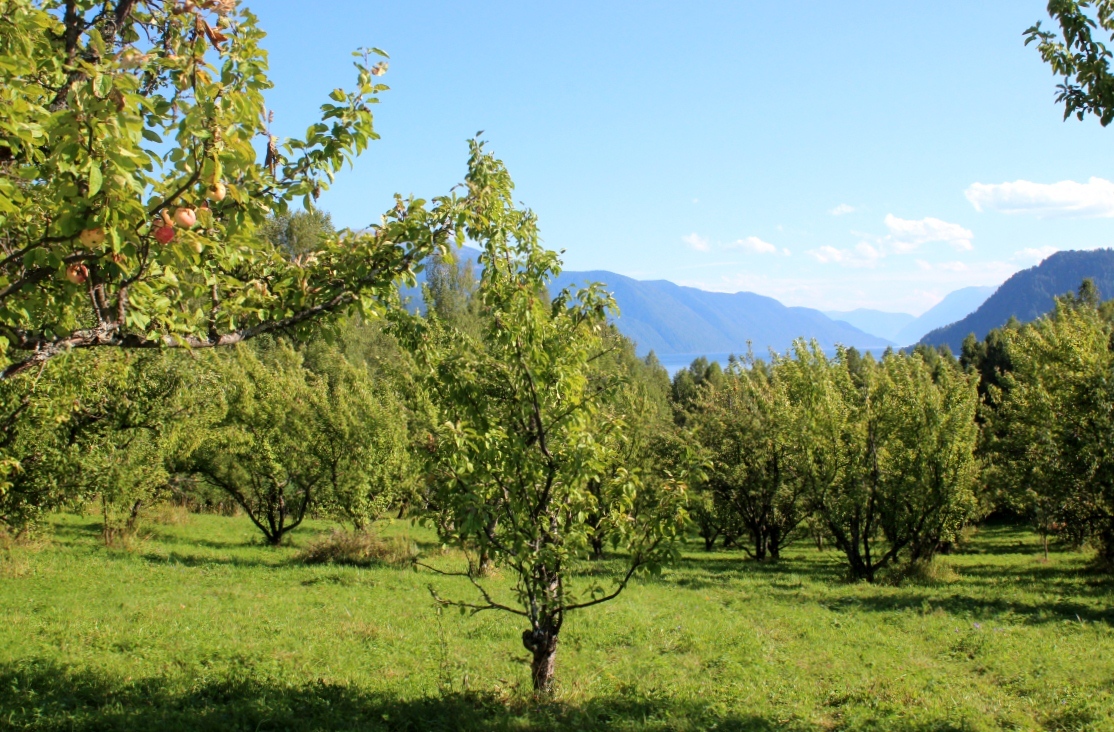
[918,249,1114,351]
[551,270,892,356]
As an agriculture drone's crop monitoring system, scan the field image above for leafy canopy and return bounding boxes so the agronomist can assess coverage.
[0,0,465,378]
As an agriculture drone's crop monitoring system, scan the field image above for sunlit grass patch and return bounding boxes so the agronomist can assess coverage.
[0,514,1111,730]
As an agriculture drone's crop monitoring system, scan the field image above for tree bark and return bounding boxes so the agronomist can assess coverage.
[522,627,559,694]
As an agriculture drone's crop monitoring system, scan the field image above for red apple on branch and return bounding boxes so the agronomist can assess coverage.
[65,263,89,285]
[174,207,197,228]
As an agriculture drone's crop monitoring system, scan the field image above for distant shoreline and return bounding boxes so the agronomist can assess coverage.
[654,347,893,376]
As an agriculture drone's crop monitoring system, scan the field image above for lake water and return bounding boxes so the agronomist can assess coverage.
[653,348,893,376]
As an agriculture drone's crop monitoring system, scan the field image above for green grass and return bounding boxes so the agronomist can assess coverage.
[1,513,1113,731]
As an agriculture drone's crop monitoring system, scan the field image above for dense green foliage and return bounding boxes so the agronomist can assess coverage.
[0,0,490,379]
[684,345,979,581]
[973,282,1114,565]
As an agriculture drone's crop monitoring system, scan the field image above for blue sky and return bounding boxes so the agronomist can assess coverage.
[257,1,1114,315]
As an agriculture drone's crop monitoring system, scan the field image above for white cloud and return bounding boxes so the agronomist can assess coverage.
[682,232,710,252]
[965,177,1114,218]
[914,259,969,273]
[883,214,973,253]
[1013,245,1059,264]
[830,203,856,216]
[729,236,780,255]
[676,259,1016,315]
[808,242,882,268]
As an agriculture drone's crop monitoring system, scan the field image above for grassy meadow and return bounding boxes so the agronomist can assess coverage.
[1,513,1112,731]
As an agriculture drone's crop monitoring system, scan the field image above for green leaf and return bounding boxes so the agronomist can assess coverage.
[87,165,103,197]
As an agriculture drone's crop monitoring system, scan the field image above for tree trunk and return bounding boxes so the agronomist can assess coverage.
[753,526,767,561]
[768,526,782,561]
[590,531,604,560]
[522,627,559,694]
[125,499,143,532]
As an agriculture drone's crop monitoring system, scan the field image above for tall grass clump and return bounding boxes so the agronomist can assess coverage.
[298,529,418,567]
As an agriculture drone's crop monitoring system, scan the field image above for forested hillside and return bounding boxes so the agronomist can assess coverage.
[919,250,1114,350]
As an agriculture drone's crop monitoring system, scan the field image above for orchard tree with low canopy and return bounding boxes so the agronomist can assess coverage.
[689,358,807,561]
[779,342,979,582]
[0,0,468,380]
[400,142,689,694]
[986,286,1114,563]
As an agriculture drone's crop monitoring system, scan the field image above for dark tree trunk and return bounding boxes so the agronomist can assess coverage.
[590,531,604,560]
[754,533,767,561]
[125,499,143,532]
[768,525,782,561]
[522,626,559,694]
[587,479,605,559]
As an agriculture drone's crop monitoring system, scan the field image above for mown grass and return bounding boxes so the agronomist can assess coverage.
[1,513,1112,731]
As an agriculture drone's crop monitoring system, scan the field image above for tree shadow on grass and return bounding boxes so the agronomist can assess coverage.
[47,519,104,544]
[664,550,848,590]
[0,659,990,732]
[135,551,287,570]
[823,590,1114,626]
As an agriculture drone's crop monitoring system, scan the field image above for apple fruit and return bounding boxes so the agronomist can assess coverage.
[65,263,89,285]
[78,227,105,247]
[154,225,175,244]
[174,208,197,228]
[209,180,227,202]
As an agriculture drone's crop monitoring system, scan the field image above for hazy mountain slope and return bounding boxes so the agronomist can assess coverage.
[918,249,1114,351]
[551,270,891,355]
[894,286,997,346]
[406,248,891,355]
[824,309,914,341]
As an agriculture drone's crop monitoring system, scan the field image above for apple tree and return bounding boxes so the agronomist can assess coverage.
[399,142,688,694]
[0,0,462,380]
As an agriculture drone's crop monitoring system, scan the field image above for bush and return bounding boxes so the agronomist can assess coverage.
[297,529,418,567]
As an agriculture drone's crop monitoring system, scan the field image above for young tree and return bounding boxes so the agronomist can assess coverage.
[399,143,687,694]
[781,343,979,581]
[0,348,182,536]
[986,288,1114,563]
[302,341,410,531]
[182,340,323,546]
[689,360,807,561]
[0,0,468,379]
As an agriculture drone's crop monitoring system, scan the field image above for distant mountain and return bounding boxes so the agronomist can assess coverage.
[551,270,891,356]
[407,247,893,356]
[918,249,1114,352]
[824,309,914,342]
[895,286,996,346]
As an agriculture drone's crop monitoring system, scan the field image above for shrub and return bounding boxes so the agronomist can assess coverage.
[298,529,418,568]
